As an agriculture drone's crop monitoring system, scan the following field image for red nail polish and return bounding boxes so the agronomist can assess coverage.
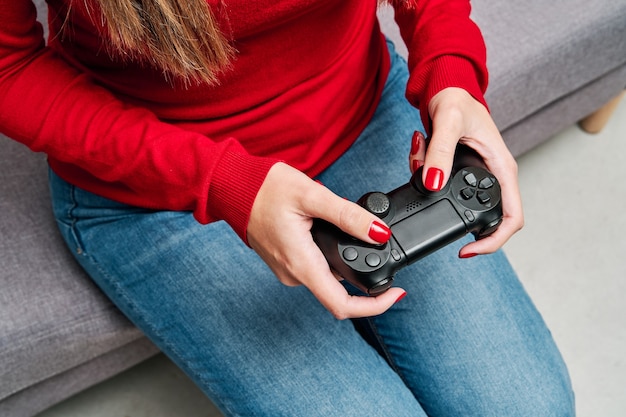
[459,252,478,259]
[425,167,444,191]
[411,131,423,154]
[395,291,407,303]
[368,220,391,244]
[412,159,421,173]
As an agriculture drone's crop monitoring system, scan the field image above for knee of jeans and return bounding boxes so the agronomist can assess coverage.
[440,377,575,417]
[528,370,576,417]
[424,354,576,417]
[484,364,576,417]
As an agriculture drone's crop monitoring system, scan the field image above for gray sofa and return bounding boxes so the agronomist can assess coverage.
[2,1,625,416]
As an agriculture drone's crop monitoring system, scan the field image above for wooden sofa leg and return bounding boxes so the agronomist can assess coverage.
[578,90,625,134]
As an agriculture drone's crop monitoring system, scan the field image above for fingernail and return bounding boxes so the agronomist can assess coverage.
[425,167,444,191]
[368,220,391,244]
[459,252,478,259]
[410,131,423,154]
[412,159,421,173]
[395,291,407,303]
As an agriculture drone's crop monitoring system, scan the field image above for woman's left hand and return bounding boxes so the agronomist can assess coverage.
[408,87,524,258]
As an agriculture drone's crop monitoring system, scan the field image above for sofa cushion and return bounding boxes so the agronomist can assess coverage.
[380,0,626,136]
[473,0,626,132]
[0,136,151,404]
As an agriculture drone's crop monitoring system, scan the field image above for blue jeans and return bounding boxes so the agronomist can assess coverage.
[49,42,574,416]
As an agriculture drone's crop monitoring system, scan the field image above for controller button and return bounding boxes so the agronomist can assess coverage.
[464,210,475,222]
[464,172,478,187]
[391,249,402,261]
[477,191,491,204]
[479,218,503,238]
[364,192,391,217]
[479,177,495,189]
[369,277,393,296]
[342,247,359,262]
[365,253,381,267]
[461,187,475,200]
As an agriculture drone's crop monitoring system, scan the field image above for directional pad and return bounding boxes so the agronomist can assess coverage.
[477,191,491,204]
[464,172,478,187]
[461,187,475,200]
[453,168,500,212]
[479,177,494,189]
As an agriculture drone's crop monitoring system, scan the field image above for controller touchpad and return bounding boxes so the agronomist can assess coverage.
[391,199,466,262]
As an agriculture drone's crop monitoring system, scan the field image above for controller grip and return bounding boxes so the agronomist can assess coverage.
[311,219,399,295]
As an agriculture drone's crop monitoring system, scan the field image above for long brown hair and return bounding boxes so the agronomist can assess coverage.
[94,0,234,86]
[92,0,414,86]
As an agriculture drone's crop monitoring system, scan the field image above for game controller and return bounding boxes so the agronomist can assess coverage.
[311,146,503,295]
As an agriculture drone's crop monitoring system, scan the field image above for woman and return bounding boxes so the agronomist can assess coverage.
[0,0,574,415]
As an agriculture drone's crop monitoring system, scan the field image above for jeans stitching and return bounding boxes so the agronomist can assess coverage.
[361,317,407,382]
[67,184,86,255]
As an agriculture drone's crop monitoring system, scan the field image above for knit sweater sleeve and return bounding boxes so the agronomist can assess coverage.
[0,0,278,242]
[391,0,489,133]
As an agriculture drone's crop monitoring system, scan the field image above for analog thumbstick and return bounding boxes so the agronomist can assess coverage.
[362,192,391,218]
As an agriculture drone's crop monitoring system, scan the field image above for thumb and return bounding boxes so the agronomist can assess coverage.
[308,183,392,245]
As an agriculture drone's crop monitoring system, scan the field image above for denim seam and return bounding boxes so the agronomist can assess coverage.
[66,184,85,255]
[363,317,408,383]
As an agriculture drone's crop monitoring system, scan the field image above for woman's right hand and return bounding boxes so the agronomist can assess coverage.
[247,162,407,320]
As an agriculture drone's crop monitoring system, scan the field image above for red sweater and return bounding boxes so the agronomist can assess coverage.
[0,0,488,242]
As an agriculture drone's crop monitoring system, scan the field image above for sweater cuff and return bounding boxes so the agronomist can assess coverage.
[195,145,279,244]
[408,55,489,134]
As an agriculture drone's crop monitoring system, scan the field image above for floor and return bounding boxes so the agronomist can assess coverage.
[36,99,626,417]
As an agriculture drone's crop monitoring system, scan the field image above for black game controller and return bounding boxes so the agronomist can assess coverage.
[311,146,503,295]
